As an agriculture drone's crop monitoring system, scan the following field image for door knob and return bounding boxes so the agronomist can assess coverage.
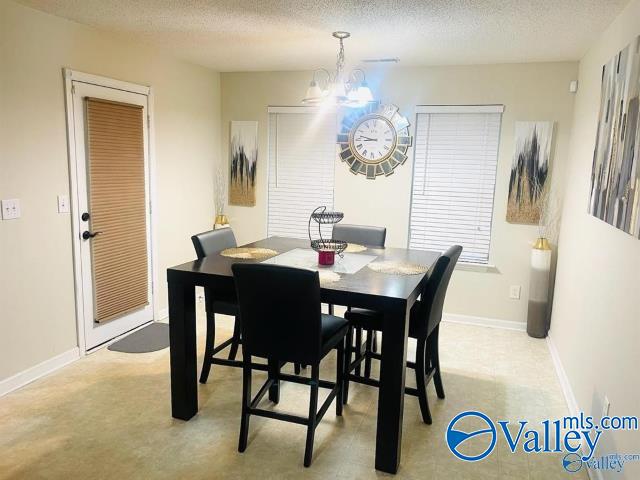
[82,230,103,240]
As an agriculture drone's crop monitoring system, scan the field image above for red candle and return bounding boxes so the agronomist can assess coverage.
[318,249,335,266]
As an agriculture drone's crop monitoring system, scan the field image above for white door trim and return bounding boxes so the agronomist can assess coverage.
[62,68,159,355]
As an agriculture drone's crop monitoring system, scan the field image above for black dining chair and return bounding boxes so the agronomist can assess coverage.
[343,245,462,424]
[331,224,387,377]
[232,263,348,467]
[191,228,242,383]
[332,224,387,248]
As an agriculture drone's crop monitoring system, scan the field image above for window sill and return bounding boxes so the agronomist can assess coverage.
[455,262,499,273]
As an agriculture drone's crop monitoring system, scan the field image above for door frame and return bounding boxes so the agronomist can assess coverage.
[63,68,160,355]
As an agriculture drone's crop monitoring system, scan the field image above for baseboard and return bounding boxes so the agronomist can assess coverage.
[546,334,579,417]
[443,313,526,332]
[546,335,602,480]
[0,347,80,397]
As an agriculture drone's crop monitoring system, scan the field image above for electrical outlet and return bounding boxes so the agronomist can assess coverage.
[196,287,205,303]
[602,395,610,418]
[57,195,70,213]
[1,198,21,220]
[509,285,521,300]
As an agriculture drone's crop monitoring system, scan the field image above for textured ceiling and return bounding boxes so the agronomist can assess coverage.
[18,0,628,71]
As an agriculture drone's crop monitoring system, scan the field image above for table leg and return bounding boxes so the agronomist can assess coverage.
[169,280,198,420]
[375,306,410,473]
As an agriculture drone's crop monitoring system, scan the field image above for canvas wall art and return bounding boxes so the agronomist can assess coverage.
[229,121,258,206]
[507,121,554,224]
[589,36,640,238]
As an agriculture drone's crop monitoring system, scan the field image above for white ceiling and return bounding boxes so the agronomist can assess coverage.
[18,0,628,72]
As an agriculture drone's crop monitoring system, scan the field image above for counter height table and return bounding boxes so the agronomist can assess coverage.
[167,236,438,474]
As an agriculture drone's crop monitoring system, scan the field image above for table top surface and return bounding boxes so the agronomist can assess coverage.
[167,236,440,308]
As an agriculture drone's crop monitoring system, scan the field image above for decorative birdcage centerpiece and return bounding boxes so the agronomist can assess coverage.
[308,206,346,266]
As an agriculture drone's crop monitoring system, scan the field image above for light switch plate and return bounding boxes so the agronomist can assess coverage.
[1,198,21,220]
[602,395,610,418]
[509,285,521,300]
[57,195,70,213]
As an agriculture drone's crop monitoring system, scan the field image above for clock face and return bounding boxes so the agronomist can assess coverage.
[337,103,412,179]
[350,116,397,164]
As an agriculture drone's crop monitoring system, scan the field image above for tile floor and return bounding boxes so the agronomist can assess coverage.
[0,306,585,479]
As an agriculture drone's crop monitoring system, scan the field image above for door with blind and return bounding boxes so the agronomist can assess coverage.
[71,80,154,350]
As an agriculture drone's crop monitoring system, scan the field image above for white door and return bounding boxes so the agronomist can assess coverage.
[71,81,154,350]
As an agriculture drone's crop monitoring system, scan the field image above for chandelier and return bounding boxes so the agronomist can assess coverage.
[302,31,374,108]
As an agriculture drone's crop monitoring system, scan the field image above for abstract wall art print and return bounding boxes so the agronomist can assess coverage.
[589,36,640,238]
[507,121,554,224]
[229,121,258,206]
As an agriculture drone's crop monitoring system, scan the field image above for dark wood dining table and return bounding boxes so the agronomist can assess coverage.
[166,236,439,474]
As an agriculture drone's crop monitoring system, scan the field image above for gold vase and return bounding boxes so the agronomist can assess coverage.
[214,214,229,229]
[533,237,551,250]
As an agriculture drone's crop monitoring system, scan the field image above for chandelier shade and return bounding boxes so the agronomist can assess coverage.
[302,80,325,104]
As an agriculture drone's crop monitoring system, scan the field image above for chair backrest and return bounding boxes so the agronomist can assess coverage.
[232,263,322,365]
[191,228,237,259]
[332,224,386,247]
[415,245,462,338]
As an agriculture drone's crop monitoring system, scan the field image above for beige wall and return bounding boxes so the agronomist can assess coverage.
[221,62,578,324]
[0,1,220,380]
[550,0,640,477]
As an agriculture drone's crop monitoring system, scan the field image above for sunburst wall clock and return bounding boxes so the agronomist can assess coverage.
[337,103,412,179]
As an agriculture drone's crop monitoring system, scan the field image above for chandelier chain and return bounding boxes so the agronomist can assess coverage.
[336,38,345,80]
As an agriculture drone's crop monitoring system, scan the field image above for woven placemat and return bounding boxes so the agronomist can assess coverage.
[344,243,367,253]
[318,271,341,284]
[220,247,279,260]
[367,261,429,275]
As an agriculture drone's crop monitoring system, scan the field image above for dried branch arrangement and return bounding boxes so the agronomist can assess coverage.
[215,165,227,216]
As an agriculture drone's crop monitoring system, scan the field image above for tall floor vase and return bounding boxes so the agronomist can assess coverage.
[527,238,552,338]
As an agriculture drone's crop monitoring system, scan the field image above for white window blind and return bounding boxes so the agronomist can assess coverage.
[409,106,503,264]
[267,108,337,239]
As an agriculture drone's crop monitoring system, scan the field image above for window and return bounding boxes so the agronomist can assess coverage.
[409,105,503,264]
[267,107,337,239]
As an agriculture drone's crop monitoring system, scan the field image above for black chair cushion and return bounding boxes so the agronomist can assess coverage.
[344,308,383,331]
[343,305,426,339]
[321,314,349,355]
[211,299,239,316]
[204,286,238,315]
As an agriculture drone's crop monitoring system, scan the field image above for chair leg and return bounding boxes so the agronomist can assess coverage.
[372,331,378,353]
[343,326,353,405]
[294,363,301,375]
[268,358,280,404]
[354,327,363,376]
[304,364,320,467]
[199,311,216,384]
[431,326,445,399]
[336,339,344,416]
[238,355,252,452]
[328,304,334,315]
[364,330,373,379]
[415,338,432,424]
[228,317,241,360]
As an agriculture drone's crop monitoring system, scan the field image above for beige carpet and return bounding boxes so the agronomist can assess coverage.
[0,305,584,479]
